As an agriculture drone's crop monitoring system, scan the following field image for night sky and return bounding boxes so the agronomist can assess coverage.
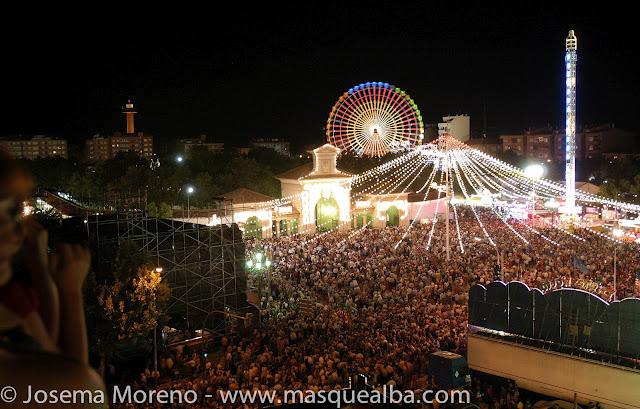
[2,3,638,150]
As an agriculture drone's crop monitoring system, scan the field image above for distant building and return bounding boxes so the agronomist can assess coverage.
[422,123,439,143]
[500,133,526,157]
[85,100,154,161]
[524,129,556,161]
[438,115,470,142]
[501,128,574,161]
[177,134,224,154]
[466,138,502,155]
[575,124,634,159]
[0,135,68,159]
[602,152,640,161]
[251,138,290,156]
[499,124,632,161]
[552,129,582,161]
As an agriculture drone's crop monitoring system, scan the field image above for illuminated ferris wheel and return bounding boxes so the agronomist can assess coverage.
[326,82,424,157]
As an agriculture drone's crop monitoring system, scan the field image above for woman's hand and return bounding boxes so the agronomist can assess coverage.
[49,244,91,294]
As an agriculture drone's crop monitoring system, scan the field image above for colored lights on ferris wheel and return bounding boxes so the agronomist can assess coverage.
[326,82,424,157]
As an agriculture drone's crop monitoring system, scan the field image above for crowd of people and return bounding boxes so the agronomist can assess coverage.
[1,152,635,408]
[118,208,638,408]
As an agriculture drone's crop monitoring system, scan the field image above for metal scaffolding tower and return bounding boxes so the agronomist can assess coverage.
[86,199,249,332]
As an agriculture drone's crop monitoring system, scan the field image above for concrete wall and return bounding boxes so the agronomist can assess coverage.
[467,333,640,408]
[439,115,470,142]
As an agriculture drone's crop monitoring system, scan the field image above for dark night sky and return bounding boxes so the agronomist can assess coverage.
[2,3,638,149]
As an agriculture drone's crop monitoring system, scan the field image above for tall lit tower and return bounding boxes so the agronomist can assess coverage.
[564,30,577,213]
[123,99,137,134]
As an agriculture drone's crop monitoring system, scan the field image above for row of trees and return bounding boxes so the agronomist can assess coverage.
[24,145,640,208]
[23,147,307,209]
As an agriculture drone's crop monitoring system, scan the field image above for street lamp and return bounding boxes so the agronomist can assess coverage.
[524,164,544,180]
[176,155,184,163]
[524,164,544,215]
[544,198,560,226]
[152,266,164,375]
[186,186,195,220]
[246,251,272,301]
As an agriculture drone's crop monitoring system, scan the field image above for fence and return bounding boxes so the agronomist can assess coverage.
[468,281,640,362]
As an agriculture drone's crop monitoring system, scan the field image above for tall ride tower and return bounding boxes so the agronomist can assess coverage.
[564,30,577,213]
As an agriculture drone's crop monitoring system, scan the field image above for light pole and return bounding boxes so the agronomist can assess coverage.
[153,266,163,375]
[545,198,560,227]
[186,186,194,220]
[246,251,272,304]
[445,136,450,261]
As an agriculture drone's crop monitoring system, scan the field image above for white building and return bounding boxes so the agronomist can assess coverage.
[197,143,447,236]
[252,138,290,156]
[438,115,470,142]
[223,188,276,238]
[277,144,352,233]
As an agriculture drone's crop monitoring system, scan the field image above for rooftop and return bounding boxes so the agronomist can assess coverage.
[276,163,313,180]
[222,187,274,205]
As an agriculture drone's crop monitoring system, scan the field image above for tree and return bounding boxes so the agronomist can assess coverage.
[25,157,81,195]
[147,202,159,217]
[158,202,173,218]
[192,172,221,207]
[247,147,306,174]
[217,157,280,197]
[85,241,170,377]
[337,153,388,174]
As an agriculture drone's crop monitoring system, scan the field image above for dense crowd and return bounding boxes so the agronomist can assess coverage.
[117,208,638,408]
[4,150,633,409]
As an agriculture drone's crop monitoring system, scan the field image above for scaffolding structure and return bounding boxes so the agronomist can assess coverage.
[84,198,250,333]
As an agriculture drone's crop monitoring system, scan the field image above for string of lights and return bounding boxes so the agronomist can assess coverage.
[393,164,439,249]
[426,170,445,250]
[343,156,430,246]
[447,154,464,253]
[455,149,529,245]
[448,150,496,247]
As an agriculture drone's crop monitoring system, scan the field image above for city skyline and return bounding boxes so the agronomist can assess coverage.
[2,4,638,148]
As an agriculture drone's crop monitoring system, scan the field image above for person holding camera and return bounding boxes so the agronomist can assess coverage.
[0,153,105,407]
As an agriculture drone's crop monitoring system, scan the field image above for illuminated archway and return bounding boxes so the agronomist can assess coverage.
[386,205,400,227]
[244,216,261,239]
[316,197,339,232]
[354,213,364,228]
[279,219,288,236]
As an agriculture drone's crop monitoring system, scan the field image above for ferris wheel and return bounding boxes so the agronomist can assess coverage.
[326,82,424,157]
